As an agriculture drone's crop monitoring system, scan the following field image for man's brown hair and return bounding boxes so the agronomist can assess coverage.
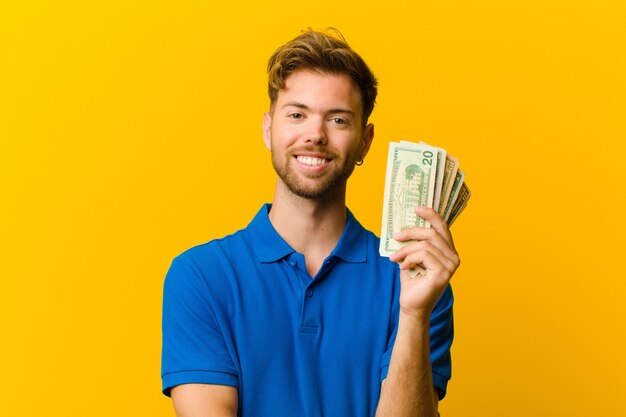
[267,29,378,125]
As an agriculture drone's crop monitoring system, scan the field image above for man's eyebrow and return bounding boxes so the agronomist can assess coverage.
[328,108,355,116]
[281,102,355,115]
[281,101,309,110]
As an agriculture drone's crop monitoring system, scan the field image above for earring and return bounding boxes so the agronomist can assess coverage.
[356,157,364,166]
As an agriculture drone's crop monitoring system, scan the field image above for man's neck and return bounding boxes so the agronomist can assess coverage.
[268,182,347,277]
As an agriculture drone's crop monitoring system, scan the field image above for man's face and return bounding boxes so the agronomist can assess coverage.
[263,70,374,201]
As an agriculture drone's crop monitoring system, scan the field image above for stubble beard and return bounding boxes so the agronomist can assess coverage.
[270,145,360,202]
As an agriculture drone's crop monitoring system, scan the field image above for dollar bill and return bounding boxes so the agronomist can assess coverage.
[437,155,459,215]
[448,182,471,226]
[403,141,447,211]
[442,169,465,221]
[430,146,447,212]
[379,142,438,257]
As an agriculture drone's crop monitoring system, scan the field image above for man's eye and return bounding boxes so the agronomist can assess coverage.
[289,113,303,119]
[331,117,346,124]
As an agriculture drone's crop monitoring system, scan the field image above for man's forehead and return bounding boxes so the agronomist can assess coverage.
[276,70,363,112]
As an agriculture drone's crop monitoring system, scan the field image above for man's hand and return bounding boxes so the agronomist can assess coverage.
[389,206,460,319]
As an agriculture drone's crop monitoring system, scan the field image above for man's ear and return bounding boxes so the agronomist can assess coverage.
[360,123,375,160]
[262,112,272,151]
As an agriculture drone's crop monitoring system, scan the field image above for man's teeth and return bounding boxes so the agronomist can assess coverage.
[297,156,327,166]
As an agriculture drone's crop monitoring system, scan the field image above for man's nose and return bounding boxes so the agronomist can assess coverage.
[305,118,327,145]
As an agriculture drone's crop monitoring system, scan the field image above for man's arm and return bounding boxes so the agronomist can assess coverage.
[376,312,439,417]
[171,384,238,417]
[162,254,240,415]
[376,206,460,417]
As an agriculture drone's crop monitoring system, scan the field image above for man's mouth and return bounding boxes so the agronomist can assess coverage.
[296,155,329,166]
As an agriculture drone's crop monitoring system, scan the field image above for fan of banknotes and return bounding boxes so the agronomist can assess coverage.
[379,141,470,257]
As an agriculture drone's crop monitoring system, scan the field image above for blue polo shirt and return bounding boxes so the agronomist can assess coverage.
[161,204,453,416]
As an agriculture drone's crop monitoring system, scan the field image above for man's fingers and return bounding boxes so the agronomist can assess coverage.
[399,250,447,277]
[390,240,456,268]
[393,241,459,273]
[390,206,459,274]
[392,226,457,263]
[413,205,455,249]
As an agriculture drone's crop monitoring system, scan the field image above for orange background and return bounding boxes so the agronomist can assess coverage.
[1,1,625,416]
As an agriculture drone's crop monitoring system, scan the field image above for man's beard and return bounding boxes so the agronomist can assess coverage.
[270,145,359,201]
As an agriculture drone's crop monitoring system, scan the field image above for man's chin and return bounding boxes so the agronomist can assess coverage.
[289,186,334,200]
[273,162,352,201]
[283,178,343,201]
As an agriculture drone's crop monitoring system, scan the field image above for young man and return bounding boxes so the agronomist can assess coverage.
[161,30,460,417]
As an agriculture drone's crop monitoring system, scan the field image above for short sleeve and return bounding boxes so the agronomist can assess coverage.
[161,255,238,396]
[380,284,454,399]
[429,284,454,399]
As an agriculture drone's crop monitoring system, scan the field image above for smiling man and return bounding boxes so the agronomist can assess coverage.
[264,70,368,206]
[161,29,459,417]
